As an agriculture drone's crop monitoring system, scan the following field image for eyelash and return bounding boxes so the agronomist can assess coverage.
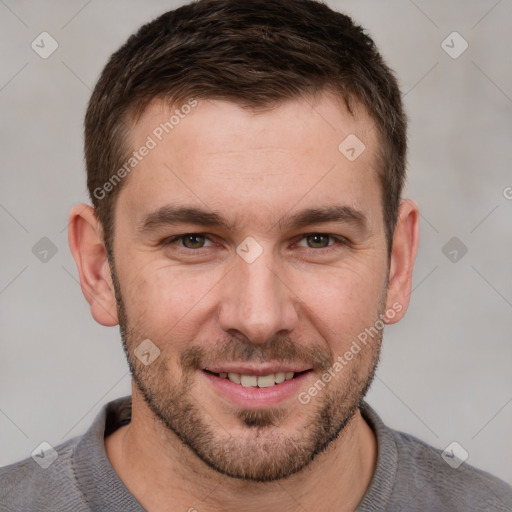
[163,233,350,254]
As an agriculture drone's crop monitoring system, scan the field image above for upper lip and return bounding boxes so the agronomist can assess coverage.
[203,364,312,376]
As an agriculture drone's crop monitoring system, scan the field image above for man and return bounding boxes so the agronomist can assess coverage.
[1,0,511,510]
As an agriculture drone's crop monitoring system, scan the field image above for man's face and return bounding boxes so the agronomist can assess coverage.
[109,93,390,481]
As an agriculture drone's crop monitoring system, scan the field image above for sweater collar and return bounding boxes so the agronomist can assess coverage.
[72,395,397,511]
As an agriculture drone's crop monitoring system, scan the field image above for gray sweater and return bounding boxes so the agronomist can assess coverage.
[1,395,511,511]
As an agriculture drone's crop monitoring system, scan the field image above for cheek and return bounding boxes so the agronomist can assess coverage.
[119,261,225,342]
[292,260,386,349]
[117,246,387,355]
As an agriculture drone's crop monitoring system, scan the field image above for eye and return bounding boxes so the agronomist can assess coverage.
[162,232,349,255]
[295,233,348,250]
[164,233,215,250]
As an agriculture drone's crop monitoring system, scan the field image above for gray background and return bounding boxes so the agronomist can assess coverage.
[1,0,511,485]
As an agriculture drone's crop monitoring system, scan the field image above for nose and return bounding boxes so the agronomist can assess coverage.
[217,247,299,344]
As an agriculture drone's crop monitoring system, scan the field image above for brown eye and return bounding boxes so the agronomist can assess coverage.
[294,233,349,252]
[164,233,215,250]
[305,234,331,248]
[181,234,207,249]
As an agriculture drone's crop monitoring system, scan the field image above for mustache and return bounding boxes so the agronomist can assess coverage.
[180,335,334,372]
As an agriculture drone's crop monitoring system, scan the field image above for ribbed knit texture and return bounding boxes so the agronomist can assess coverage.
[1,395,511,511]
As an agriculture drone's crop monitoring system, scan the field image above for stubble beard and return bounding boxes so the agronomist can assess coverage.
[108,254,384,482]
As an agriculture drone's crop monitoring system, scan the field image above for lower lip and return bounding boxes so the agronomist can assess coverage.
[202,370,312,409]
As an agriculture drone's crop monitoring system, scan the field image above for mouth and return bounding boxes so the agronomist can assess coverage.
[203,369,312,388]
[201,367,314,409]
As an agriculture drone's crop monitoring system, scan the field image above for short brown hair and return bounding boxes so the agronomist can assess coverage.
[84,0,406,256]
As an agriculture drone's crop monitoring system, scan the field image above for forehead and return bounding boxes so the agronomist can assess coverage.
[118,92,382,232]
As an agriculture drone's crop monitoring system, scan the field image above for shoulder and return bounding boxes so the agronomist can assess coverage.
[359,402,512,512]
[391,429,512,511]
[0,437,88,512]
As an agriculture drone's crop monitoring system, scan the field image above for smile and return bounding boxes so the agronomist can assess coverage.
[204,370,310,388]
[201,368,313,409]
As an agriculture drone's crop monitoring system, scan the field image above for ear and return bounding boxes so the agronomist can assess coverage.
[68,204,119,326]
[384,199,420,324]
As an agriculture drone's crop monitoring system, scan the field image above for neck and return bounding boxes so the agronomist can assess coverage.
[105,391,377,512]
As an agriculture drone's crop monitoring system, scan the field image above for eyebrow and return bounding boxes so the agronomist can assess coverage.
[138,204,368,234]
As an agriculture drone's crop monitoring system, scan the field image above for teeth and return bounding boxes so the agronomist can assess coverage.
[228,372,241,384]
[223,371,296,387]
[275,372,286,383]
[240,375,258,387]
[257,374,275,388]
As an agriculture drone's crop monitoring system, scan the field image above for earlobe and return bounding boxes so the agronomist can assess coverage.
[384,199,420,324]
[68,203,119,327]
